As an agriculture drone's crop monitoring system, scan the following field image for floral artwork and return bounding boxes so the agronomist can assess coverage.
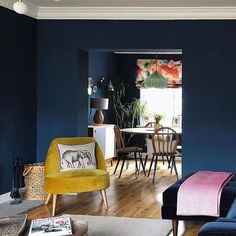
[136,59,182,88]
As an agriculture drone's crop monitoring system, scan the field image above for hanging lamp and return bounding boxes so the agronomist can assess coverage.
[13,0,28,14]
[143,54,167,89]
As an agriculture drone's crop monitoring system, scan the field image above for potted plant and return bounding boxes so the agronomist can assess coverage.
[153,113,164,129]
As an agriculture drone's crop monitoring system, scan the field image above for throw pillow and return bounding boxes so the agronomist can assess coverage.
[58,142,97,171]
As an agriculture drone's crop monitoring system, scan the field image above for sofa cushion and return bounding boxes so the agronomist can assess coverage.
[198,221,236,236]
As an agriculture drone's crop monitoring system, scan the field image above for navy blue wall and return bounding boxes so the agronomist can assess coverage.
[88,51,117,124]
[0,7,37,194]
[37,20,236,175]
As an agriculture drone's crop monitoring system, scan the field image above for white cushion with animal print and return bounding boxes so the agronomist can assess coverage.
[58,142,97,171]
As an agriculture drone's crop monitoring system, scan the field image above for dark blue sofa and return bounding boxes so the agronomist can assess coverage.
[162,173,236,236]
[198,199,236,236]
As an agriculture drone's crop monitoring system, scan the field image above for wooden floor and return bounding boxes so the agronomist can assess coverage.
[27,159,204,236]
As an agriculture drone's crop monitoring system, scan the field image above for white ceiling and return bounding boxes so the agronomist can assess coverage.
[27,0,236,8]
[1,0,236,19]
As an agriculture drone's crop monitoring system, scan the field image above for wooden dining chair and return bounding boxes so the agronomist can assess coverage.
[147,127,180,183]
[144,122,167,168]
[113,125,146,178]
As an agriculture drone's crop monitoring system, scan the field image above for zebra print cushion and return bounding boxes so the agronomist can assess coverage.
[58,142,97,171]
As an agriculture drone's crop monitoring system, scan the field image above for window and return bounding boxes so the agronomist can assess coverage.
[140,87,182,127]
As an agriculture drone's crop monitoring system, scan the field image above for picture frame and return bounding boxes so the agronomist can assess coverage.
[172,116,180,127]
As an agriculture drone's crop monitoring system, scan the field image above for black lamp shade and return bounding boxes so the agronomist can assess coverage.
[90,98,109,110]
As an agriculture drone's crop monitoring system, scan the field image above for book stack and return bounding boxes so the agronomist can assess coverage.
[29,215,72,236]
[29,215,88,236]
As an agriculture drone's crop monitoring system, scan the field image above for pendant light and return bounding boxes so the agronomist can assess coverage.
[13,0,28,14]
[144,54,167,89]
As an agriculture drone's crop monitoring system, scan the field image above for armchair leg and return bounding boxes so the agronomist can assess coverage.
[172,220,178,236]
[100,190,108,210]
[52,194,58,216]
[45,194,52,205]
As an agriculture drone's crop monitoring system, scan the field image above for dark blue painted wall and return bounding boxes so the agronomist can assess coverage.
[37,20,236,175]
[88,51,117,124]
[0,7,37,194]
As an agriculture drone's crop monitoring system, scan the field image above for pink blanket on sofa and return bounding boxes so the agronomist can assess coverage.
[177,171,234,216]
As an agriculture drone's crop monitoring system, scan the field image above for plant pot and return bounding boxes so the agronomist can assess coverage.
[154,123,161,129]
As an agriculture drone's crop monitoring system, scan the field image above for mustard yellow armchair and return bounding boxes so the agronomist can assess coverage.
[44,137,110,216]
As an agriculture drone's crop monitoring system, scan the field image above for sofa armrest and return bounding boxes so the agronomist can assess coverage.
[226,198,236,219]
[198,221,236,236]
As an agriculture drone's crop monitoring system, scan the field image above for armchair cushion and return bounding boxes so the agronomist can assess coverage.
[45,169,110,194]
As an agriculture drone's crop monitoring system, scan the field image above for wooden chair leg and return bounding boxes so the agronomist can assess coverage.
[45,194,52,205]
[140,156,146,176]
[52,194,57,216]
[126,160,129,170]
[113,157,121,174]
[100,189,108,210]
[172,157,179,180]
[119,159,125,178]
[172,220,178,236]
[153,155,158,183]
[148,155,155,177]
[144,154,148,170]
[170,156,174,174]
[134,152,139,178]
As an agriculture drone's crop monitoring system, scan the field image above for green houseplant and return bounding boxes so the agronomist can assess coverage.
[153,113,164,128]
[111,77,146,129]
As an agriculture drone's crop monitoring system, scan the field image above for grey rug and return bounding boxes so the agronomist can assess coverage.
[0,200,44,218]
[70,215,172,236]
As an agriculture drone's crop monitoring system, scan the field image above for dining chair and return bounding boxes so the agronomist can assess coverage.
[147,127,180,183]
[113,125,146,178]
[144,123,167,167]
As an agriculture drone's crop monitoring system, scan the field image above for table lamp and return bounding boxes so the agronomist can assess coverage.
[90,98,109,125]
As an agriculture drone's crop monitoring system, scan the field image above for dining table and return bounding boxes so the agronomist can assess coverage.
[120,126,182,135]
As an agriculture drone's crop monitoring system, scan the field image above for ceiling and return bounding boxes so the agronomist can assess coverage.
[26,0,236,8]
[1,0,236,19]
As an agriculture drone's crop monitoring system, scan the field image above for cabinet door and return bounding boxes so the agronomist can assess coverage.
[93,127,106,158]
[104,126,115,159]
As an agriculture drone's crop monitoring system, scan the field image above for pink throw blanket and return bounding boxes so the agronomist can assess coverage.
[177,171,234,216]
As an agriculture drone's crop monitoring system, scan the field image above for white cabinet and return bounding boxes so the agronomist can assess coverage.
[88,124,115,160]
